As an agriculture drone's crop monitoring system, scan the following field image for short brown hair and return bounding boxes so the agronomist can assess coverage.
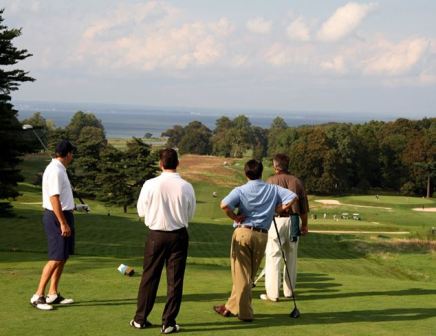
[244,159,263,180]
[272,153,289,171]
[160,148,179,169]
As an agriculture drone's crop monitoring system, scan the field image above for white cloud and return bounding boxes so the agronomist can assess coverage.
[363,38,430,75]
[246,17,272,34]
[76,3,228,71]
[287,17,310,42]
[321,56,346,73]
[317,2,378,42]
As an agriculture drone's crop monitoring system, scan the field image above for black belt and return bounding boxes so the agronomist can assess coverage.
[276,214,299,218]
[236,225,268,234]
[44,209,74,213]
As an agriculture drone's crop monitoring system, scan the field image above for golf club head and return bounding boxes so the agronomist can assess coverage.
[289,307,300,318]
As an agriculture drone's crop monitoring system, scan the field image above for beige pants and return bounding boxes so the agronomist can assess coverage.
[264,217,298,299]
[225,227,268,320]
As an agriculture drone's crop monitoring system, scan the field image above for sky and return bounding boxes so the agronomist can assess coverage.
[3,0,436,119]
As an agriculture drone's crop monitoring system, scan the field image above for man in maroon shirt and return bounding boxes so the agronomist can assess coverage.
[260,153,309,302]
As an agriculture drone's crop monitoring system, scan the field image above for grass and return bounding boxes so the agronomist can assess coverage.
[1,153,435,335]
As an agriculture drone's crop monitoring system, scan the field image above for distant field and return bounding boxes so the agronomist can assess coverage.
[108,137,167,150]
[0,153,435,336]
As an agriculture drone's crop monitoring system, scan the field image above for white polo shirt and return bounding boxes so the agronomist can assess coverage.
[137,172,196,231]
[42,159,75,211]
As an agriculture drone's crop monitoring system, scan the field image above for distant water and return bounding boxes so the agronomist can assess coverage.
[15,100,381,138]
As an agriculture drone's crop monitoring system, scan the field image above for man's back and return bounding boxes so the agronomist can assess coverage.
[267,173,308,215]
[137,172,195,231]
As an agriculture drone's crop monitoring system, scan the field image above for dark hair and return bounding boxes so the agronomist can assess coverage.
[272,153,289,171]
[244,159,263,180]
[160,148,179,169]
[55,140,76,158]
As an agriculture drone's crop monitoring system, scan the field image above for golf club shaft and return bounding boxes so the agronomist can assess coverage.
[272,217,299,309]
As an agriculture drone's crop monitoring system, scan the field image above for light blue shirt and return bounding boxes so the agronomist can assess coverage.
[221,179,297,230]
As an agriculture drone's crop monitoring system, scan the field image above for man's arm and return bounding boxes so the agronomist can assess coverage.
[137,184,148,218]
[220,203,245,223]
[50,195,71,237]
[275,195,298,214]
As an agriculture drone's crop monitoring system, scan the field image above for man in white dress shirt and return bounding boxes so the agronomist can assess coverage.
[130,148,196,334]
[30,140,76,310]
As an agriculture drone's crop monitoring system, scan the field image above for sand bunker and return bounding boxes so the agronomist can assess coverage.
[315,200,341,205]
[413,207,436,212]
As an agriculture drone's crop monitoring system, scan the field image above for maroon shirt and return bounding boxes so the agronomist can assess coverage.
[267,172,309,216]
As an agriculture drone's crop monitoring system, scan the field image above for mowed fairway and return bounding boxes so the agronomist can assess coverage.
[0,154,435,336]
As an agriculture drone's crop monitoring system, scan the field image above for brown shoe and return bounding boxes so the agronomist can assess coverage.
[238,317,253,322]
[213,305,234,317]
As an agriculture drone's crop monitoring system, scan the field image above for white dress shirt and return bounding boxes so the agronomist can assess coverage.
[42,159,75,211]
[137,171,196,231]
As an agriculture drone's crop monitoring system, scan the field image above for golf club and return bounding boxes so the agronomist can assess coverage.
[272,217,300,318]
[22,124,90,212]
[252,267,265,287]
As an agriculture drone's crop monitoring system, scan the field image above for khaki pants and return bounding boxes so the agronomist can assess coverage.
[225,227,268,320]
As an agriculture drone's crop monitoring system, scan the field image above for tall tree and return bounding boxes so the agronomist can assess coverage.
[178,121,212,155]
[97,138,157,212]
[66,111,104,143]
[161,125,185,148]
[0,9,34,214]
[70,126,107,197]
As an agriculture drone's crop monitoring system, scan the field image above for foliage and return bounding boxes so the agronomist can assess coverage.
[66,111,104,142]
[96,138,157,213]
[0,9,34,215]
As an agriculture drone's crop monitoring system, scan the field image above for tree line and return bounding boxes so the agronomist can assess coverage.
[21,111,157,213]
[162,116,435,197]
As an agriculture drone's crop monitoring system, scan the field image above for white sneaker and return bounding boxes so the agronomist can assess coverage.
[260,294,278,302]
[46,293,74,305]
[161,324,180,334]
[30,295,53,310]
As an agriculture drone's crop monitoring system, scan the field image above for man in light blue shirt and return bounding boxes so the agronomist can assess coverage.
[213,159,297,322]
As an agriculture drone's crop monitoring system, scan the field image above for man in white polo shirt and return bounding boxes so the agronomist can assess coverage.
[30,140,76,310]
[130,148,196,334]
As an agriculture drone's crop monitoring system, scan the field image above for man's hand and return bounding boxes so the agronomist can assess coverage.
[75,204,90,212]
[234,214,246,224]
[301,224,308,235]
[60,223,71,237]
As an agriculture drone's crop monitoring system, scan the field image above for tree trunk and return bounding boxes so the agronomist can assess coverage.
[123,204,127,213]
[427,174,431,198]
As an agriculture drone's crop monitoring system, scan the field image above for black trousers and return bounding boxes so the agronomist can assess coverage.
[134,227,189,326]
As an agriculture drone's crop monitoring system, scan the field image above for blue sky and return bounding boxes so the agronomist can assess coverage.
[3,0,436,118]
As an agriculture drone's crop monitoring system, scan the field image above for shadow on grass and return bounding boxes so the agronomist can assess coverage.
[299,287,436,301]
[179,307,436,332]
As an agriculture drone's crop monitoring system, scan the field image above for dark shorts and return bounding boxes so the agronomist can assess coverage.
[43,209,75,261]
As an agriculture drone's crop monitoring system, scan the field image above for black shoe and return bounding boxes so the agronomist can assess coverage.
[130,319,152,329]
[30,295,53,311]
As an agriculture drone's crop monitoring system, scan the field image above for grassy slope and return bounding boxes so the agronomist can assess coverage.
[0,153,435,336]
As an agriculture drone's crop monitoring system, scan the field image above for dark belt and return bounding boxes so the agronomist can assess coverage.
[236,225,268,234]
[44,208,74,213]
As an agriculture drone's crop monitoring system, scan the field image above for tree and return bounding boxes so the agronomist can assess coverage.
[212,116,233,157]
[66,111,104,142]
[96,138,157,212]
[70,126,107,197]
[21,112,51,152]
[162,125,185,148]
[178,121,212,155]
[0,9,34,214]
[251,126,268,160]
